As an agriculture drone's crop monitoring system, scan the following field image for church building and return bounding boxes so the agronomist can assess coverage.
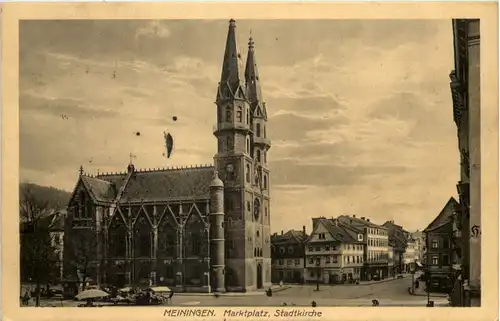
[63,19,272,293]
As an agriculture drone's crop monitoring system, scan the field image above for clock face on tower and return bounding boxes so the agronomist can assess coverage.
[226,163,234,173]
[253,198,261,220]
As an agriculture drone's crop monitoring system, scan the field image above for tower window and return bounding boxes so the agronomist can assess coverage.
[263,175,267,190]
[246,110,249,124]
[246,137,250,153]
[226,137,232,151]
[246,164,251,183]
[264,151,267,164]
[256,123,261,137]
[264,126,266,138]
[226,108,232,122]
[237,107,243,122]
[256,150,261,163]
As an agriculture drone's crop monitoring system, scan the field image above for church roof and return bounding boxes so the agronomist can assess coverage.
[78,165,215,204]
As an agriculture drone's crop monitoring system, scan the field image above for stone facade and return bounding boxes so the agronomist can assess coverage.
[449,19,481,306]
[271,228,307,283]
[63,19,272,293]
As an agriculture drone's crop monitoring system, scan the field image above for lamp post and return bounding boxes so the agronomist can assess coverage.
[316,258,321,291]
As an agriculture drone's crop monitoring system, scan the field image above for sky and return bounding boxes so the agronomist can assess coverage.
[20,19,460,234]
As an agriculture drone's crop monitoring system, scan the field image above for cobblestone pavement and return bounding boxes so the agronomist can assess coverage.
[27,275,448,307]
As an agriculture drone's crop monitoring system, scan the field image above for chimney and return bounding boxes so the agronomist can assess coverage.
[302,225,306,235]
[281,230,283,236]
[353,215,356,218]
[367,219,370,222]
[361,217,365,221]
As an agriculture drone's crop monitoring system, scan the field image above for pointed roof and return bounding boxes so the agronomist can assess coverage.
[217,19,246,102]
[245,36,265,115]
[306,218,361,244]
[424,196,459,232]
[271,229,307,244]
[69,165,216,206]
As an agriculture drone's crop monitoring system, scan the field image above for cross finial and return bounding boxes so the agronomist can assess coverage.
[129,152,136,165]
[79,165,84,176]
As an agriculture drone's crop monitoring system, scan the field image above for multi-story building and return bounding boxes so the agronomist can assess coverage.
[411,230,425,264]
[403,235,416,273]
[388,242,395,277]
[338,215,389,280]
[271,227,307,283]
[423,197,458,293]
[382,220,408,274]
[449,19,481,307]
[305,217,364,284]
[63,19,273,293]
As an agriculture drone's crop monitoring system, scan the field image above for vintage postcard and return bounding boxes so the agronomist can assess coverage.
[1,2,498,321]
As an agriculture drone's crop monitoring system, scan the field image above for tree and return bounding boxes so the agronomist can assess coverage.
[68,233,99,291]
[20,183,60,306]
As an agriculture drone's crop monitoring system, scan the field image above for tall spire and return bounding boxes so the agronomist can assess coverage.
[245,36,265,114]
[217,19,245,101]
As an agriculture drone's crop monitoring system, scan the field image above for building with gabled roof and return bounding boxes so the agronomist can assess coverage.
[422,197,458,293]
[63,19,272,293]
[271,227,308,283]
[305,217,364,284]
[339,215,390,280]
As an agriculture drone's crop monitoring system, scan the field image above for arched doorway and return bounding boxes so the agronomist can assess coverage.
[256,264,263,289]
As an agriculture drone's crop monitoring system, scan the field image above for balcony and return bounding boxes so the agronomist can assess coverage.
[254,136,271,147]
[213,123,250,134]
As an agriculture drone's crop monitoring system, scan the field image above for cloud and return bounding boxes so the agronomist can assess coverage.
[135,20,171,39]
[19,19,460,233]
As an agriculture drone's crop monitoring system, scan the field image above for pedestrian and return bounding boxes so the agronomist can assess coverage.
[311,301,317,307]
[279,280,283,288]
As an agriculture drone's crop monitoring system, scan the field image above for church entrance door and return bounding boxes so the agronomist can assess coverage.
[256,264,263,289]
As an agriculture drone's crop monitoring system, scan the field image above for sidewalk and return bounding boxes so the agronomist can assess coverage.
[408,285,448,298]
[174,284,291,297]
[305,273,413,287]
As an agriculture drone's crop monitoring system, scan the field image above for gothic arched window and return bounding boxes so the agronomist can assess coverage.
[78,191,87,218]
[226,107,232,122]
[246,110,250,124]
[237,107,243,123]
[226,137,232,151]
[256,123,261,137]
[264,126,267,138]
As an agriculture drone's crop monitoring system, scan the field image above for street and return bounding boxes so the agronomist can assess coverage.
[32,276,449,307]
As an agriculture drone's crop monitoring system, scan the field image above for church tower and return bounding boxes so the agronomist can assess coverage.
[213,19,271,291]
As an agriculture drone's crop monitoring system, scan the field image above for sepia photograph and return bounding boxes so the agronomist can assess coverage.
[3,3,495,317]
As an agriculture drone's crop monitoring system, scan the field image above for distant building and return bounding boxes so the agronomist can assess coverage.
[305,217,364,284]
[411,230,425,263]
[423,197,459,293]
[403,235,416,273]
[271,227,307,283]
[20,209,66,283]
[382,221,408,274]
[338,215,389,281]
[449,18,481,307]
[387,242,395,277]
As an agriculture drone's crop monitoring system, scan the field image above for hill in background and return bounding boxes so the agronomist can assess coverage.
[19,182,72,210]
